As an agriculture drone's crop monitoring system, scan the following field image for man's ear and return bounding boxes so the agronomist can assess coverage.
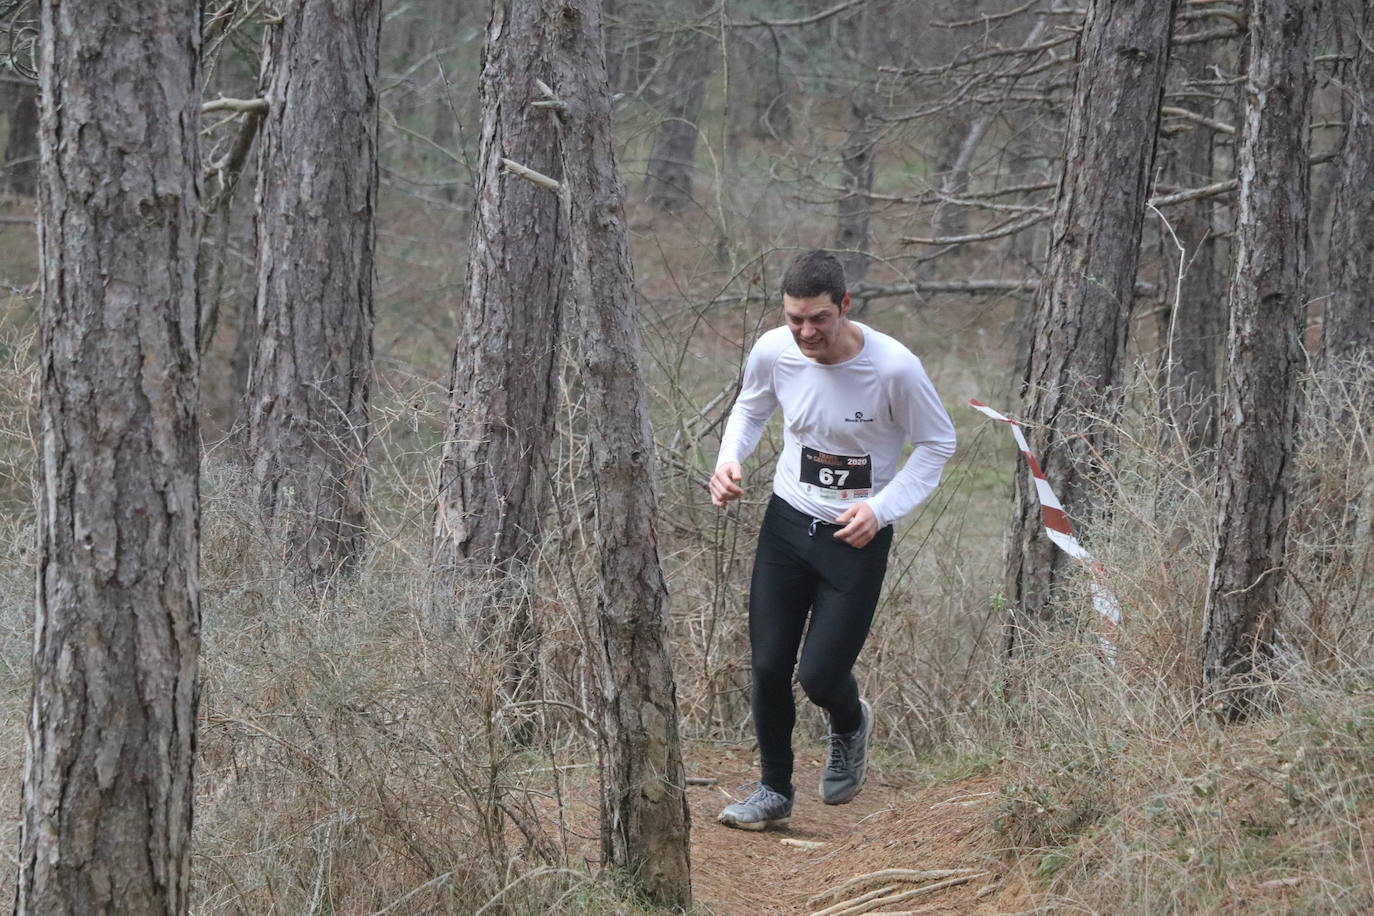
[839,291,852,316]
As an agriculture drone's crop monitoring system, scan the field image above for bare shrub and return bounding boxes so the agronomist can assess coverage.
[983,360,1374,913]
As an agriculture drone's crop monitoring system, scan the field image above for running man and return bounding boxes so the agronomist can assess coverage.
[710,249,957,830]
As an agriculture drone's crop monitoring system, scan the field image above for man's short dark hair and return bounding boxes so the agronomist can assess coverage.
[781,249,847,305]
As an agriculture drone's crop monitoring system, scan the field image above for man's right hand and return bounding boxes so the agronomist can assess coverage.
[709,461,744,508]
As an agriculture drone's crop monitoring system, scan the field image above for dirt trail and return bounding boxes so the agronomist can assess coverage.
[685,745,1031,915]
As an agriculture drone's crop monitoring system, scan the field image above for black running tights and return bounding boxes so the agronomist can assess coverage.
[749,495,893,793]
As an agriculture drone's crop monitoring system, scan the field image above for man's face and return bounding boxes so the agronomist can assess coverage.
[783,292,851,363]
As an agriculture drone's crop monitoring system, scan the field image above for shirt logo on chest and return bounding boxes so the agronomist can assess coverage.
[844,410,874,423]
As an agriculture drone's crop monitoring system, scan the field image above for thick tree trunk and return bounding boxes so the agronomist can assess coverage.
[247,0,380,588]
[643,4,713,213]
[18,1,201,912]
[432,0,563,648]
[1156,37,1223,452]
[1203,0,1317,719]
[833,4,880,284]
[1005,0,1178,650]
[1324,0,1374,367]
[2,82,38,198]
[544,0,692,906]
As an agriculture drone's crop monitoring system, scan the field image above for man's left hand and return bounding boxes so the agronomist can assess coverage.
[833,502,879,548]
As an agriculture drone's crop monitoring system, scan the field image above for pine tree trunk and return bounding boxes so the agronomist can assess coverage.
[1203,0,1318,719]
[18,1,201,911]
[1005,0,1178,650]
[2,82,38,198]
[1324,0,1374,367]
[544,0,692,905]
[247,0,380,588]
[432,0,563,646]
[1157,37,1223,452]
[643,4,713,213]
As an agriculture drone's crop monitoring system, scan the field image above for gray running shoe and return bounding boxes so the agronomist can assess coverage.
[717,783,794,830]
[820,698,872,805]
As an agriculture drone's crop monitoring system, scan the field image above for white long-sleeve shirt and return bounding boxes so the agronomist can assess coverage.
[716,322,957,528]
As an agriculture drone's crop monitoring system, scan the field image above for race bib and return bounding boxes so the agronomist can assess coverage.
[800,446,873,500]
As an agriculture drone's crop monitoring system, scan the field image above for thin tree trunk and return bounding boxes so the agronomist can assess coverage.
[730,28,791,142]
[229,281,256,432]
[1157,37,1223,452]
[432,0,563,680]
[834,3,881,284]
[18,1,201,911]
[2,82,38,198]
[934,12,1055,240]
[428,0,469,206]
[544,0,692,905]
[1005,0,1178,651]
[604,0,626,89]
[1325,0,1374,367]
[247,0,381,588]
[1203,0,1318,719]
[643,4,713,213]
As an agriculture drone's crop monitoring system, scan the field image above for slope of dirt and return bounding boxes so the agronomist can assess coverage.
[686,745,1032,915]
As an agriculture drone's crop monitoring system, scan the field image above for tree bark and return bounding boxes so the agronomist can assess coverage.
[1156,36,1223,452]
[1005,0,1178,650]
[18,1,201,912]
[1203,0,1318,719]
[247,0,380,588]
[2,82,38,198]
[544,0,692,906]
[432,0,564,648]
[643,3,713,213]
[1324,0,1374,367]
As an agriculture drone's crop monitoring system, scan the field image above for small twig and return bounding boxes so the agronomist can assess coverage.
[495,800,558,865]
[728,0,865,29]
[201,96,269,115]
[811,885,900,916]
[1162,104,1236,135]
[808,869,978,906]
[819,873,986,916]
[898,210,1048,246]
[531,78,566,112]
[685,776,718,786]
[499,158,562,193]
[934,0,1038,29]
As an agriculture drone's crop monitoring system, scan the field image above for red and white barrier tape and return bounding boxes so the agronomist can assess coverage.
[970,399,1121,644]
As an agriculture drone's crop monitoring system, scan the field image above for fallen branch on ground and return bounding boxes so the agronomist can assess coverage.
[813,873,986,916]
[807,868,979,906]
[810,885,901,916]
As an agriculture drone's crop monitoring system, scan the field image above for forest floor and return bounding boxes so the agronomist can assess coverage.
[683,744,1033,915]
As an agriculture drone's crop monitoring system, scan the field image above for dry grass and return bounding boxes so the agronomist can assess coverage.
[983,362,1374,914]
[2,248,1371,913]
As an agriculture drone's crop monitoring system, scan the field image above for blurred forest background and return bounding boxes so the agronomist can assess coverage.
[1,0,1372,913]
